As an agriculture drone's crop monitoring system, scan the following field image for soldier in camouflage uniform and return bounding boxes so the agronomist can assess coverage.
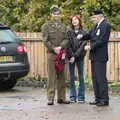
[41,5,70,105]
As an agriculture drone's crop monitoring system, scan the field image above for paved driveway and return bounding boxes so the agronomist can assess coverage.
[0,87,120,120]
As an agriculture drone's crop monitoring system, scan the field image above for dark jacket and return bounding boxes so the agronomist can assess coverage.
[83,20,111,61]
[66,28,87,61]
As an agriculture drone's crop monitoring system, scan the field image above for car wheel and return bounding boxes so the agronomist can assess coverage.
[0,79,17,90]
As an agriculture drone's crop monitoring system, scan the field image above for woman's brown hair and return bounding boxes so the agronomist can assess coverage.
[69,15,83,29]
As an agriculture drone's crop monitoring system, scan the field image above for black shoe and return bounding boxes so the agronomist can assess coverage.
[57,99,70,104]
[70,98,76,103]
[89,101,99,105]
[47,100,54,105]
[96,101,109,107]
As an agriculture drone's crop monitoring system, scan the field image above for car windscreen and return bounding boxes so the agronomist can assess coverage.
[0,29,21,43]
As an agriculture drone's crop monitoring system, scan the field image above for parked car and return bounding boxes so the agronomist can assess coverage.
[0,24,29,90]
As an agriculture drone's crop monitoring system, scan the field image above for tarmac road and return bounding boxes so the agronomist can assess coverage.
[0,87,120,120]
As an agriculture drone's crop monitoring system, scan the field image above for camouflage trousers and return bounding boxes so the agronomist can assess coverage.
[47,53,66,101]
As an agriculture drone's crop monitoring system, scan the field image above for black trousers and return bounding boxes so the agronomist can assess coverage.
[91,61,109,102]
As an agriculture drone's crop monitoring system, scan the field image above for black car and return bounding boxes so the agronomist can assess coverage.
[0,24,29,90]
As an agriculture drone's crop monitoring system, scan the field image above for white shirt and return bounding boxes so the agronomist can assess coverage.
[97,18,104,28]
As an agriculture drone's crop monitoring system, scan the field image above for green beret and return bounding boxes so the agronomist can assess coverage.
[50,5,60,13]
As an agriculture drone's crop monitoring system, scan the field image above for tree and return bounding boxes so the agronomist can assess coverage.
[0,0,119,31]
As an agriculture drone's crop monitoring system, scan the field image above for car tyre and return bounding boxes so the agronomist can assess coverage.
[0,79,17,91]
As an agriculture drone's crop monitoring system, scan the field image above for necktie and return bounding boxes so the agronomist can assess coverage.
[94,24,98,31]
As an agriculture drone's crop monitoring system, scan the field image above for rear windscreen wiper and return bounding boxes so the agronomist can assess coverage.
[0,41,13,44]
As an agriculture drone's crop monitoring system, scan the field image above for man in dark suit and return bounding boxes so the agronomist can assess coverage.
[84,9,111,106]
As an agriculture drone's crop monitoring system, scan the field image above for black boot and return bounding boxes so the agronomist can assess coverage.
[47,100,54,105]
[57,99,70,104]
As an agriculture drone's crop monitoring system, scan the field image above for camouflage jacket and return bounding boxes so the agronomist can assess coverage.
[41,19,68,54]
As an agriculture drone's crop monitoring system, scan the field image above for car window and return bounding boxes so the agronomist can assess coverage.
[0,29,21,42]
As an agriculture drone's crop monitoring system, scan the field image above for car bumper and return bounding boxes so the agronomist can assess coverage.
[0,63,29,79]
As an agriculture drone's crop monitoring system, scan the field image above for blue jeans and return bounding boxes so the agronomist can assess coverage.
[69,60,85,101]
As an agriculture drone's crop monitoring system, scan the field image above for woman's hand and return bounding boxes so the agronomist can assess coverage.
[69,56,75,63]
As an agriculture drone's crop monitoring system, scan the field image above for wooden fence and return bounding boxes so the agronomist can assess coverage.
[16,32,120,81]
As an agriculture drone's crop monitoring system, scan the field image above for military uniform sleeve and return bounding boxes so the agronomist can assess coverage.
[74,40,87,58]
[41,23,55,53]
[74,29,88,58]
[82,32,90,40]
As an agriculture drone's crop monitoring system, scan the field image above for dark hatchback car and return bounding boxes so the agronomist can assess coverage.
[0,24,29,90]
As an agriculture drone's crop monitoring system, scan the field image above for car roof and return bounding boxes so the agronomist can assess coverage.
[0,24,10,30]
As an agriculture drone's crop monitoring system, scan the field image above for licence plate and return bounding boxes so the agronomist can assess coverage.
[0,56,13,62]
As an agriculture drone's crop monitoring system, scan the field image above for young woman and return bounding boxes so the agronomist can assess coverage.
[67,15,87,103]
